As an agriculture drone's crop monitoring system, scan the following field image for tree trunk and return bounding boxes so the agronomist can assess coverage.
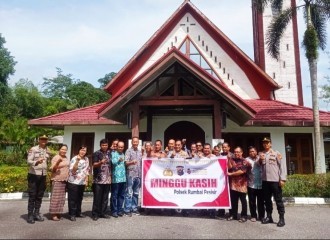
[308,58,322,174]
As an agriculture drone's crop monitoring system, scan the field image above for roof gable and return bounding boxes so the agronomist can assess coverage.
[103,0,279,106]
[98,47,256,124]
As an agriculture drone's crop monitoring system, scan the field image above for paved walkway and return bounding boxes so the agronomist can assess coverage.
[0,199,329,239]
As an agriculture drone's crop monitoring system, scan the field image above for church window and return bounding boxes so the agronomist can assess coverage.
[283,61,286,68]
[223,68,226,74]
[187,27,189,32]
[215,56,217,63]
[179,38,218,79]
[288,82,291,89]
[210,51,213,57]
[219,62,221,68]
[231,79,234,85]
[273,72,276,79]
[286,44,289,50]
[206,46,208,52]
[175,36,177,43]
[187,16,189,22]
[198,35,201,41]
[202,40,204,46]
[227,73,230,80]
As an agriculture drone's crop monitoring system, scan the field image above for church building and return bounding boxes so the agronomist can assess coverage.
[29,0,330,174]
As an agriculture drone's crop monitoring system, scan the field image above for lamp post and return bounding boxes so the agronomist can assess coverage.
[285,145,293,175]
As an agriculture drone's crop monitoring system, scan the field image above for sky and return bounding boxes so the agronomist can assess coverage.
[0,0,329,111]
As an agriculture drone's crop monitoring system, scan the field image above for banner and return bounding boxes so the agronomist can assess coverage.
[142,156,231,209]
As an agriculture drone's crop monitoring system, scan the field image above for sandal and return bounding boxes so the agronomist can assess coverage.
[239,217,247,223]
[52,214,60,221]
[227,216,235,221]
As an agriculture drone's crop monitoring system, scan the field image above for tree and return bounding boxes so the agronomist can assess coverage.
[253,0,330,174]
[0,34,16,86]
[0,34,16,111]
[66,81,109,108]
[41,67,74,99]
[12,79,44,119]
[97,72,116,88]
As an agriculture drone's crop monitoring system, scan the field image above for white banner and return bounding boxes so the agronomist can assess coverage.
[141,156,231,209]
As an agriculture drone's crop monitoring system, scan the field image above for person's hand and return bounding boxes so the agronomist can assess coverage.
[165,147,169,153]
[37,158,44,165]
[279,180,285,187]
[259,152,265,160]
[119,157,123,162]
[57,158,63,164]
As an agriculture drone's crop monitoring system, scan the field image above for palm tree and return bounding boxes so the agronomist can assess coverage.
[253,0,330,174]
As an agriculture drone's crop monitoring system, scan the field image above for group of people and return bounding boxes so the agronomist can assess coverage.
[26,135,286,227]
[26,136,142,223]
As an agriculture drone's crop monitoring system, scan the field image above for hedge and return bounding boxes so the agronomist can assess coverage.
[0,166,92,193]
[1,166,330,197]
[283,173,330,198]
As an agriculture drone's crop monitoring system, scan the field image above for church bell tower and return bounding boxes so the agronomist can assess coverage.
[252,0,303,106]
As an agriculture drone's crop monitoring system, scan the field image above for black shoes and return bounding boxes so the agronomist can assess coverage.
[118,212,124,217]
[112,213,118,218]
[100,214,111,219]
[277,214,285,227]
[124,212,132,217]
[70,216,76,221]
[92,216,99,221]
[34,211,44,222]
[76,213,86,218]
[27,212,35,224]
[262,216,274,224]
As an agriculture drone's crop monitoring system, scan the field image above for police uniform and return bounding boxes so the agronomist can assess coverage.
[26,135,50,223]
[259,137,287,227]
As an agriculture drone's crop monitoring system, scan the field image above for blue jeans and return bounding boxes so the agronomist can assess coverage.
[111,182,126,215]
[124,176,141,213]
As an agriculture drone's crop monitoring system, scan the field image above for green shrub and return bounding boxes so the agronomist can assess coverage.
[0,166,93,193]
[0,150,26,166]
[283,173,330,198]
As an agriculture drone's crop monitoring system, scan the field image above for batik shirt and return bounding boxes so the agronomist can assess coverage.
[125,147,142,179]
[68,156,90,185]
[111,151,126,183]
[246,156,262,189]
[92,150,111,184]
[228,157,250,193]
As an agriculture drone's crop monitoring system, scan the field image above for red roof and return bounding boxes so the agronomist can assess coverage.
[245,100,330,126]
[28,103,122,127]
[28,99,330,128]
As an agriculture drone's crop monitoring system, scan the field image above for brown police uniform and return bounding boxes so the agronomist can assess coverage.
[259,137,287,227]
[26,136,50,223]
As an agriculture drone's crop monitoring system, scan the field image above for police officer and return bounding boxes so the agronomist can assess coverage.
[259,137,287,227]
[26,135,50,224]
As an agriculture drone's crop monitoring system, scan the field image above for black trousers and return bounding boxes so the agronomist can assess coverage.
[27,173,46,212]
[67,182,85,217]
[248,187,265,219]
[262,181,285,215]
[92,183,111,217]
[230,189,247,219]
